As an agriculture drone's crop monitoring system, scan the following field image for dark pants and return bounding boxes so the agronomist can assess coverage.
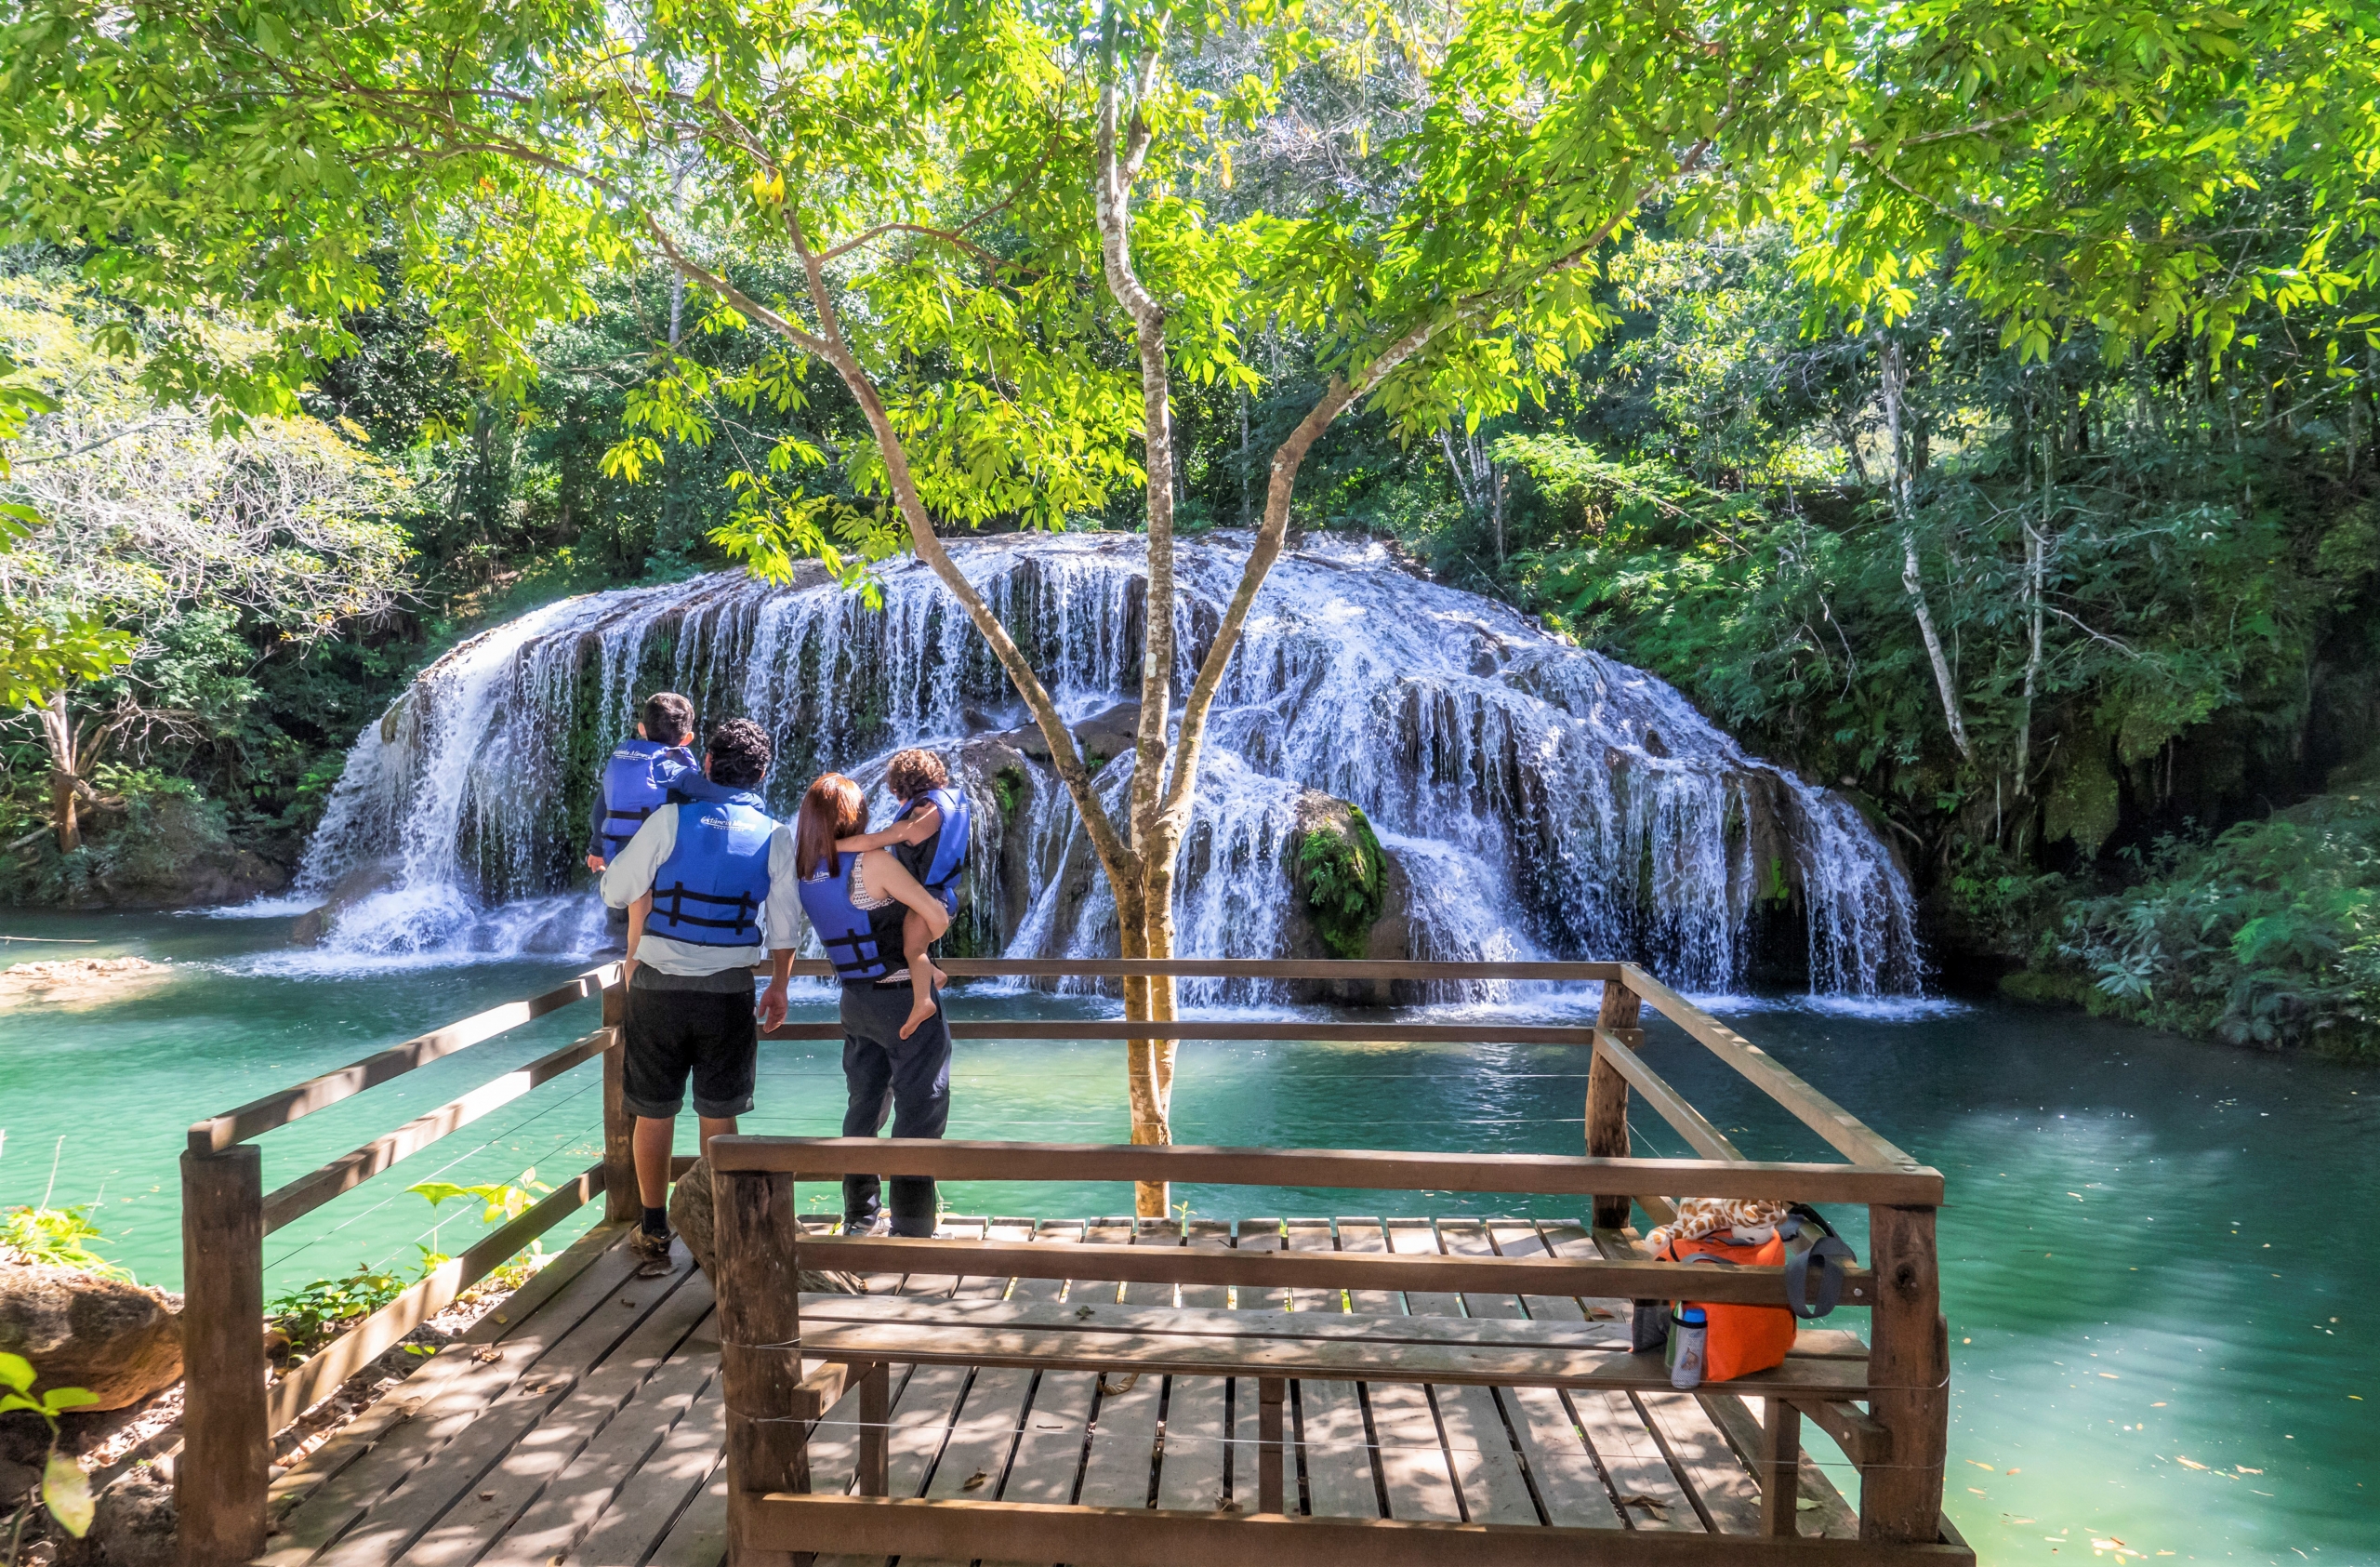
[839,979,951,1235]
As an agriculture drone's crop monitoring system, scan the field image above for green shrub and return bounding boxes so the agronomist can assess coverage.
[2049,793,2380,1056]
[267,1266,413,1356]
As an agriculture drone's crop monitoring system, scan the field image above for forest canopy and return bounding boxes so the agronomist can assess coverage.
[0,0,2376,1055]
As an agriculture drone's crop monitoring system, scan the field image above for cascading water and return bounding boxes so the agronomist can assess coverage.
[277,532,1924,996]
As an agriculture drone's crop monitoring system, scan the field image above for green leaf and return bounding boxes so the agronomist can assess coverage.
[41,1388,99,1414]
[407,1182,474,1211]
[44,1451,93,1537]
[0,1352,32,1394]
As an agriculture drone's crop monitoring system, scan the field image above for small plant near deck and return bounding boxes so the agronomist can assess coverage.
[408,1168,551,1228]
[0,1203,127,1280]
[1,1351,98,1560]
[267,1265,412,1356]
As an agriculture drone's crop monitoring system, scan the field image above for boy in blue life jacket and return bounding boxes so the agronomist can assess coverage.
[832,749,971,1041]
[587,692,699,877]
[601,718,802,1275]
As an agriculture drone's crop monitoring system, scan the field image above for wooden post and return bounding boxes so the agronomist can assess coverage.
[602,979,638,1225]
[1585,977,1642,1228]
[178,1145,267,1567]
[1861,1203,1948,1545]
[1256,1376,1286,1515]
[715,1163,806,1567]
[857,1361,889,1496]
[1760,1396,1803,1536]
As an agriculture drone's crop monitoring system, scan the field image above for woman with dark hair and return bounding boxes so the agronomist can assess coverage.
[792,773,956,1237]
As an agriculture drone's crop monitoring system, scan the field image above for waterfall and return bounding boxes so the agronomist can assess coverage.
[276,532,1924,996]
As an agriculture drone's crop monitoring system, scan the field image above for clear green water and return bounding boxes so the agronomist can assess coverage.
[0,910,2371,1564]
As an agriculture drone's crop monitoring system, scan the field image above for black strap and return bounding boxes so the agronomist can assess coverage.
[656,883,759,935]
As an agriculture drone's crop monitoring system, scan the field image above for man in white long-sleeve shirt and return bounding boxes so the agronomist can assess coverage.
[600,717,802,1273]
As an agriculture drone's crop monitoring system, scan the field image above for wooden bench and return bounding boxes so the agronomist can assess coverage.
[708,1136,1966,1565]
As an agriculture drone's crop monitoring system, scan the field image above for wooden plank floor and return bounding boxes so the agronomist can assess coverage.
[260,1215,1861,1567]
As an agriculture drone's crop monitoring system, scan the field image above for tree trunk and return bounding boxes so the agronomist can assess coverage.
[2015,433,2051,796]
[1093,19,1190,1215]
[38,691,81,853]
[1879,341,1972,762]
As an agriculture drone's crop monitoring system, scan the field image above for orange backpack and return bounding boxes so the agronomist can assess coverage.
[1657,1231,1797,1383]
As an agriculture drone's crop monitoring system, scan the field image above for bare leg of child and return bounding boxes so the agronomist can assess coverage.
[624,892,651,989]
[898,906,946,1040]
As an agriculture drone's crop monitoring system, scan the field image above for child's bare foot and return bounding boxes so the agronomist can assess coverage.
[899,985,939,1040]
[923,959,949,990]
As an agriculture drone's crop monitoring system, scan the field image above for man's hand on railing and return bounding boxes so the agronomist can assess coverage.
[758,976,790,1031]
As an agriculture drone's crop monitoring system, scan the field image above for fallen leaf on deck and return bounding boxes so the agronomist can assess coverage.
[962,1470,990,1491]
[472,1347,503,1363]
[1614,1494,1669,1516]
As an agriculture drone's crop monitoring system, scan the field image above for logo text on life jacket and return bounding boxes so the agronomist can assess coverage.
[699,812,730,829]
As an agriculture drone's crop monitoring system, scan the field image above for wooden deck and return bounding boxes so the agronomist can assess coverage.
[257,1214,1862,1567]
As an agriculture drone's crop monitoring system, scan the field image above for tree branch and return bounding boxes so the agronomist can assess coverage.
[778,205,1140,884]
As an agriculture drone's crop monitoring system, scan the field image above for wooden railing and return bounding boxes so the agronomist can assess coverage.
[172,958,1947,1567]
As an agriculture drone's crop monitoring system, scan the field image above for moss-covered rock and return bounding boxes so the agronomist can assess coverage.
[5,786,285,909]
[1294,798,1388,960]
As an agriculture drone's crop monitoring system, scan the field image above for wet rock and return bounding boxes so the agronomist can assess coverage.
[0,1265,183,1412]
[290,857,403,946]
[666,1159,862,1294]
[947,736,1043,945]
[0,958,175,1012]
[998,702,1141,773]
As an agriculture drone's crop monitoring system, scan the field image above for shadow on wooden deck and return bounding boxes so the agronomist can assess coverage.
[258,1215,1860,1567]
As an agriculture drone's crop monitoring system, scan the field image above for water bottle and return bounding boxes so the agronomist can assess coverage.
[1668,1306,1707,1389]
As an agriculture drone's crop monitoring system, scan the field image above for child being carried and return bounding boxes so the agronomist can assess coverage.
[835,748,972,1040]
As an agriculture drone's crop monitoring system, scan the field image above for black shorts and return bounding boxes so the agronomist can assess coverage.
[622,986,758,1119]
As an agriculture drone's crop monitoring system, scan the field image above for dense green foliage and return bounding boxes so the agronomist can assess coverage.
[2051,791,2380,1056]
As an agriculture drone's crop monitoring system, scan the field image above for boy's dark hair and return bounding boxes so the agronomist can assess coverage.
[886,748,950,801]
[641,691,695,747]
[706,719,773,790]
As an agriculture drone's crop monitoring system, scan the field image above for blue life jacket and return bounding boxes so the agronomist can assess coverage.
[665,768,746,807]
[649,792,775,947]
[797,853,905,980]
[599,739,695,856]
[906,786,972,915]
